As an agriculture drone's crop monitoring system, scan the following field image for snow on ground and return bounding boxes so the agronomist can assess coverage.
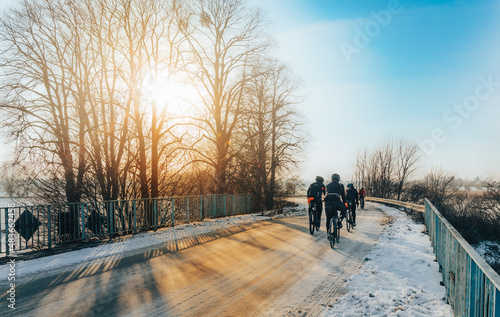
[0,207,306,280]
[1,201,454,316]
[326,203,453,317]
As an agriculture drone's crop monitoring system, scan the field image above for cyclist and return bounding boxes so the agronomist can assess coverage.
[345,183,359,226]
[358,187,366,209]
[307,176,326,228]
[324,173,347,239]
[359,187,366,199]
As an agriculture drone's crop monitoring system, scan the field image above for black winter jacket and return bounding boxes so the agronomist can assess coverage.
[324,181,346,202]
[346,188,359,204]
[307,182,325,199]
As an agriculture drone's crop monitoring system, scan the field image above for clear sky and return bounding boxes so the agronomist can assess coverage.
[248,0,500,182]
[1,0,499,183]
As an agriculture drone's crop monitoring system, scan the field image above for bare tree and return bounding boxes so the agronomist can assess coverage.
[424,167,456,209]
[0,0,307,210]
[353,149,368,189]
[182,0,270,193]
[0,0,91,203]
[360,140,394,198]
[237,60,304,211]
[140,0,188,198]
[80,0,132,201]
[353,137,420,200]
[394,138,420,200]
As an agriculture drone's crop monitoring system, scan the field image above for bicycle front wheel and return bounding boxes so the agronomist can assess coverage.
[336,216,340,242]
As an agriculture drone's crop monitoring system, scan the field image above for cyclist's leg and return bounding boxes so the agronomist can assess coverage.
[325,202,332,234]
[332,203,341,229]
[316,198,322,227]
[339,201,347,219]
[337,201,347,227]
[352,203,357,224]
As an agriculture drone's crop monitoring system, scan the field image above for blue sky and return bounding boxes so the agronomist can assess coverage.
[0,0,499,183]
[248,0,500,182]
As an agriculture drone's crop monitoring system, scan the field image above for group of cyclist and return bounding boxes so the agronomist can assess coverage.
[307,174,366,240]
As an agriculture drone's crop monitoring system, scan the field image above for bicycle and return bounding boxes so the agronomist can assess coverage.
[308,199,318,235]
[346,201,353,232]
[359,196,365,209]
[327,207,340,249]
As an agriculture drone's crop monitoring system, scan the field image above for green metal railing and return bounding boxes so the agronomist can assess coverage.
[1,194,252,257]
[425,199,500,317]
[366,197,500,316]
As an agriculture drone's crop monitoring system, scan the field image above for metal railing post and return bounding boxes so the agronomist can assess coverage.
[47,205,51,249]
[212,195,216,218]
[186,197,190,224]
[81,203,85,241]
[4,208,8,257]
[200,196,203,220]
[171,198,175,227]
[133,200,137,234]
[223,194,226,217]
[111,201,115,235]
[154,199,158,230]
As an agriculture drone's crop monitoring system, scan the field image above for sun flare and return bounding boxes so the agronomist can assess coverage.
[144,71,196,116]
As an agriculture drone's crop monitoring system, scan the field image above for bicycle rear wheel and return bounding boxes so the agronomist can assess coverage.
[328,218,334,249]
[309,204,316,235]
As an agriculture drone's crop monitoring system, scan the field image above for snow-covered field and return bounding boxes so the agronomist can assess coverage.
[473,240,500,270]
[326,203,453,316]
[0,202,455,315]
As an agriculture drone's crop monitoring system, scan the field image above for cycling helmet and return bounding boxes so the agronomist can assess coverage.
[315,176,324,183]
[331,173,340,181]
[347,183,354,189]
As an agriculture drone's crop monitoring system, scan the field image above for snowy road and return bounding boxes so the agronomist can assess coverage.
[0,205,386,316]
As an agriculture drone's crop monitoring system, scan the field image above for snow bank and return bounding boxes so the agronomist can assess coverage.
[326,203,453,317]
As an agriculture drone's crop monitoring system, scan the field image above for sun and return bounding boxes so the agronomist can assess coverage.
[143,71,196,117]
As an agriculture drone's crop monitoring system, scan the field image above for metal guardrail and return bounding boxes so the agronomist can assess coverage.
[365,196,424,213]
[365,196,500,316]
[1,194,252,257]
[425,199,500,317]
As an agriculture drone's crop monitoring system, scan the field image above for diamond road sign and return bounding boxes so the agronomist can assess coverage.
[14,208,41,241]
[86,210,107,236]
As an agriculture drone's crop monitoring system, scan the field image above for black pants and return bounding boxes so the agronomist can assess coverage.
[314,198,323,226]
[347,201,357,223]
[352,203,357,223]
[325,200,347,232]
